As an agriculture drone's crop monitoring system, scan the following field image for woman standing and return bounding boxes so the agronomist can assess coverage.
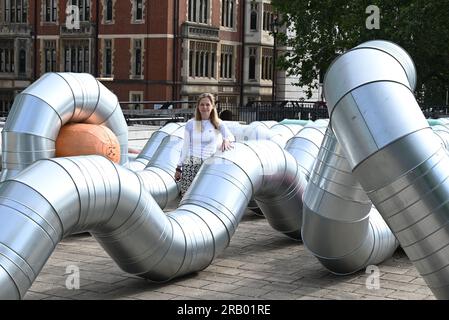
[175,93,233,196]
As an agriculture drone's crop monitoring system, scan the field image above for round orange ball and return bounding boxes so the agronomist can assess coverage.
[55,123,121,163]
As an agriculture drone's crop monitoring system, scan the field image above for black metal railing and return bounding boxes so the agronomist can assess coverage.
[217,100,329,123]
[420,105,449,119]
[4,98,447,127]
[120,100,330,126]
[120,101,196,125]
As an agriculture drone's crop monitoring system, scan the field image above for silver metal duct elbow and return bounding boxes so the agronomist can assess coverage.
[1,72,129,181]
[137,126,185,208]
[180,139,306,240]
[269,123,303,147]
[302,128,398,274]
[432,125,449,150]
[129,122,184,171]
[324,40,449,299]
[0,139,304,299]
[228,122,304,214]
[284,124,326,181]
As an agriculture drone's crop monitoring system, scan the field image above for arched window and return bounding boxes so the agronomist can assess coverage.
[250,4,258,31]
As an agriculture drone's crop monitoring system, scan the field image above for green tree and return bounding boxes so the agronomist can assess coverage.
[272,0,449,105]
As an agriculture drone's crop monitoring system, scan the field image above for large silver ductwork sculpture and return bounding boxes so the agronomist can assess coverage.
[1,73,129,181]
[228,122,304,214]
[302,128,398,274]
[128,122,184,171]
[0,138,304,299]
[325,40,449,299]
[285,124,327,181]
[228,122,302,148]
[432,125,449,150]
[136,125,185,208]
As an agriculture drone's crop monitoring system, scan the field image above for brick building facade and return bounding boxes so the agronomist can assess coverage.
[0,0,315,115]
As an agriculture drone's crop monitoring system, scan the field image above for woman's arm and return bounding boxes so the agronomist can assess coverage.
[219,122,234,152]
[219,121,233,141]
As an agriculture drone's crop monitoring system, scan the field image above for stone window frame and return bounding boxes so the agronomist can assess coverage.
[129,91,144,111]
[101,38,114,77]
[129,37,144,79]
[102,0,116,24]
[130,0,145,24]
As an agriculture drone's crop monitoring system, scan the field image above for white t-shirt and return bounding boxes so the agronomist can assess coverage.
[177,119,233,166]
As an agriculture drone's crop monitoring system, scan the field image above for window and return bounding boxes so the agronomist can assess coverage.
[136,0,143,20]
[44,41,57,72]
[105,0,113,21]
[4,0,28,23]
[262,4,274,32]
[44,0,57,22]
[132,0,144,22]
[261,47,273,80]
[130,91,143,111]
[0,41,14,73]
[220,45,234,79]
[69,0,90,21]
[221,0,234,28]
[218,95,237,110]
[18,49,26,74]
[250,3,258,31]
[248,47,256,80]
[103,39,112,76]
[0,92,13,116]
[188,0,208,24]
[132,39,143,77]
[188,41,217,78]
[63,42,90,72]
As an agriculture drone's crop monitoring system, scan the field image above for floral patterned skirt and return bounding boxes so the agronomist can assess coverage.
[180,156,204,196]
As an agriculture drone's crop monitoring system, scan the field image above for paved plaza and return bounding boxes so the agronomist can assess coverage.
[25,207,435,300]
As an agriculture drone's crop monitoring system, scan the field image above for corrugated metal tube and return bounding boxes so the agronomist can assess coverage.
[128,122,184,171]
[432,125,449,150]
[325,40,449,299]
[136,125,185,208]
[302,128,398,274]
[285,124,327,181]
[227,122,303,213]
[1,72,129,181]
[0,139,304,299]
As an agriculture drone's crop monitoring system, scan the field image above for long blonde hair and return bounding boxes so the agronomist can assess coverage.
[194,93,221,130]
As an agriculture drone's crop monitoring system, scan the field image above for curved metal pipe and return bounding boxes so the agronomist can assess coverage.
[136,126,185,208]
[1,72,129,181]
[325,40,449,299]
[269,123,303,147]
[129,122,184,171]
[131,121,299,210]
[285,124,327,181]
[0,139,304,299]
[302,128,398,274]
[227,122,303,213]
[432,125,449,150]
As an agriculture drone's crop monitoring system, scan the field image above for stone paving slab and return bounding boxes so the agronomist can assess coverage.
[24,208,436,300]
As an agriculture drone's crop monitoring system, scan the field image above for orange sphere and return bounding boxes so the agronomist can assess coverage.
[55,123,121,163]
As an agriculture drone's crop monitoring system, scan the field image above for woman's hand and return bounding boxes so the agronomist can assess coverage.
[175,167,182,181]
[221,139,233,152]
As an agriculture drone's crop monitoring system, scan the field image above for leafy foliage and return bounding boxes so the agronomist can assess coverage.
[272,0,449,104]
